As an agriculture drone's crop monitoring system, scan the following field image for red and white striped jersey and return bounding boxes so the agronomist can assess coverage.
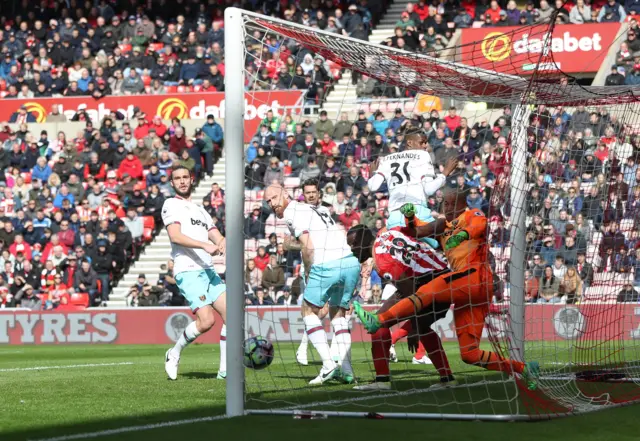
[373,228,448,281]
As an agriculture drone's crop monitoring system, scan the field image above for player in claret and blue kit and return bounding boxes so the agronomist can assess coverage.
[162,165,228,381]
[264,183,360,385]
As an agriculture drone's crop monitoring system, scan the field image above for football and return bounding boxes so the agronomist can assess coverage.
[243,336,274,370]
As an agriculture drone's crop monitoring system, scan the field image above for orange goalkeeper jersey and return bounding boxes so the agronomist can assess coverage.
[439,209,489,272]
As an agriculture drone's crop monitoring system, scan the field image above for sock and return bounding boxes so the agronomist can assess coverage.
[345,314,353,327]
[172,321,201,356]
[219,324,227,373]
[331,317,352,375]
[329,337,339,361]
[381,283,397,301]
[297,330,309,355]
[391,320,411,345]
[414,342,427,360]
[459,333,524,375]
[371,328,391,380]
[303,314,334,371]
[420,330,452,378]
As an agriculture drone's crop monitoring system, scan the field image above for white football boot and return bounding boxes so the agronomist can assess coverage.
[165,349,180,380]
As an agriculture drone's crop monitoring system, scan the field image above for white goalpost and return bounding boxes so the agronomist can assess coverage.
[224,6,640,421]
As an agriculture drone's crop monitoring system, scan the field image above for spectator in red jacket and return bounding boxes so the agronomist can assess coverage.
[57,219,77,248]
[42,234,69,262]
[254,246,270,272]
[338,205,361,227]
[118,151,144,180]
[133,115,151,139]
[444,106,462,132]
[9,234,32,260]
[150,115,168,138]
[169,127,187,155]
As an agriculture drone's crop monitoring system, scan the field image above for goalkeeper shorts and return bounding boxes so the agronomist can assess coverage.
[386,204,439,249]
[175,268,226,313]
[304,255,360,309]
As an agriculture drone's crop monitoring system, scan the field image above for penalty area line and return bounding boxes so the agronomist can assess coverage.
[27,416,228,441]
[0,362,134,372]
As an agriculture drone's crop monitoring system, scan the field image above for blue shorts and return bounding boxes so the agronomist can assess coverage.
[386,205,439,249]
[304,255,360,309]
[175,269,226,313]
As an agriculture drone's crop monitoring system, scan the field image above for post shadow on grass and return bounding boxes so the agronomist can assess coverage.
[4,405,227,441]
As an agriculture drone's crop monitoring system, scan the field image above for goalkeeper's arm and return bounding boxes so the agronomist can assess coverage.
[399,203,448,240]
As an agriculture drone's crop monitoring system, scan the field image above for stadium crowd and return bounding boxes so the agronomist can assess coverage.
[0,0,388,99]
[243,102,640,306]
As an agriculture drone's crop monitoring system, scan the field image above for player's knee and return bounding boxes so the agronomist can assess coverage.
[196,313,216,332]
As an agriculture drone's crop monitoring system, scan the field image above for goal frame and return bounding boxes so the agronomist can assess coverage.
[222,7,640,422]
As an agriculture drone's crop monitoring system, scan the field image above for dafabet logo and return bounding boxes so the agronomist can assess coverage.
[23,102,47,123]
[480,32,512,63]
[156,98,189,120]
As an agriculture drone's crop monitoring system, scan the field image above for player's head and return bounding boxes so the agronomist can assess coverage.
[302,179,320,206]
[346,224,375,263]
[442,187,468,221]
[404,129,426,151]
[264,183,290,219]
[170,165,194,198]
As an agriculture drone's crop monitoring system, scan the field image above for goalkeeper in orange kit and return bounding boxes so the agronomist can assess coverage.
[353,188,540,390]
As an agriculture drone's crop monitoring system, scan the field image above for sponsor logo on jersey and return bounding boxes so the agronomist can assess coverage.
[190,218,208,229]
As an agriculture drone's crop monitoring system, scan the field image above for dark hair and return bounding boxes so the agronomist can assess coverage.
[347,225,375,263]
[170,164,191,178]
[302,178,320,191]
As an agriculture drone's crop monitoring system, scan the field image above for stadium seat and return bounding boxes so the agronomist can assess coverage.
[70,293,90,307]
[141,75,151,86]
[21,172,32,183]
[284,177,300,190]
[143,216,155,230]
[119,44,132,54]
[165,85,178,94]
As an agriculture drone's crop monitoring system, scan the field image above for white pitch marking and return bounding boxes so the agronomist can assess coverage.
[0,362,134,373]
[28,415,227,441]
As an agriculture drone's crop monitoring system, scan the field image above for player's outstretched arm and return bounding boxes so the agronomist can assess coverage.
[400,204,448,239]
[167,224,217,255]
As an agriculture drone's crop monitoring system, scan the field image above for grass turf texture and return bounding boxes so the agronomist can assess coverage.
[0,343,638,441]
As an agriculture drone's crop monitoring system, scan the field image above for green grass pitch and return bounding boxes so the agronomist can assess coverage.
[0,343,638,441]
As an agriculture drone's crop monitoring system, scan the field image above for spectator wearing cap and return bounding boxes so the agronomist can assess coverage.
[360,202,383,229]
[598,0,627,22]
[315,110,334,139]
[244,204,267,240]
[606,65,626,86]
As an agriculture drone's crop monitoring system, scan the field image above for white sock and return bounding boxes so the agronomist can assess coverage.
[172,321,201,356]
[329,337,339,361]
[219,324,227,373]
[381,284,397,301]
[345,314,353,328]
[297,330,308,354]
[303,314,334,371]
[331,317,352,375]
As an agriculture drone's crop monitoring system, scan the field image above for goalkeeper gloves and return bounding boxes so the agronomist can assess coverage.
[400,203,416,218]
[445,231,469,250]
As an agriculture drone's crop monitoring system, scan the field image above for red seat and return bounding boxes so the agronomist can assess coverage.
[21,172,32,184]
[70,293,90,307]
[143,216,155,230]
[165,85,177,94]
[96,279,102,294]
[141,75,151,86]
[143,228,153,242]
[115,206,126,218]
[119,44,132,54]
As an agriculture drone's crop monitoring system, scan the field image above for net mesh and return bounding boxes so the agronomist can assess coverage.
[233,7,640,420]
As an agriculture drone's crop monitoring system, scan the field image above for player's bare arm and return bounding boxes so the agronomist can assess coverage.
[298,232,314,278]
[167,223,218,255]
[208,228,226,254]
[283,234,302,251]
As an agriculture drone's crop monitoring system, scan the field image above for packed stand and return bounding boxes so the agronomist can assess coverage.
[0,0,386,99]
[242,102,640,306]
[0,106,225,309]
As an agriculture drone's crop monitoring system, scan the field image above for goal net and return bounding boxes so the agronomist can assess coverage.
[223,6,640,421]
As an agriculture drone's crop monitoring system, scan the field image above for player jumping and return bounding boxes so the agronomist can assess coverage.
[265,183,360,385]
[353,189,540,390]
[347,225,456,391]
[163,165,228,380]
